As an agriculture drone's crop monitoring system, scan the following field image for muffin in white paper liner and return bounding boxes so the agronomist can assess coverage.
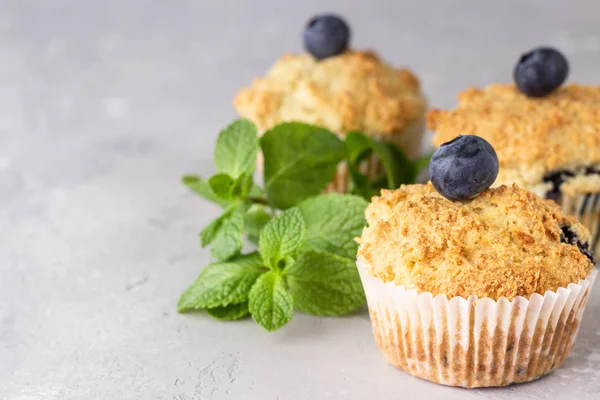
[357,258,597,388]
[560,192,600,255]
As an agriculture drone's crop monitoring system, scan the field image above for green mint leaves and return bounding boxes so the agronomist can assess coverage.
[244,205,271,244]
[259,208,305,269]
[285,251,365,316]
[177,253,265,312]
[261,123,345,209]
[344,131,429,199]
[207,302,250,321]
[179,119,431,332]
[182,175,231,207]
[208,206,246,261]
[297,194,368,259]
[248,272,294,331]
[179,195,367,331]
[214,119,259,179]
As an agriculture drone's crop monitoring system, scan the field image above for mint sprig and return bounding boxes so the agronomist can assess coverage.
[179,119,431,331]
[179,201,366,331]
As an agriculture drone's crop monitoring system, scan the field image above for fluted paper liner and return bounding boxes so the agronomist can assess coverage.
[357,259,597,388]
[255,118,425,194]
[560,192,600,255]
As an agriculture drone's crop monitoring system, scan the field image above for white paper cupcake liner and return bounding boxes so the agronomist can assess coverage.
[560,192,600,255]
[357,259,597,388]
[255,118,426,194]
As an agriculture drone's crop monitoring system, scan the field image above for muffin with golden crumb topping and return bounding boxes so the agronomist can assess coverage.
[429,82,600,253]
[357,183,596,387]
[234,49,426,193]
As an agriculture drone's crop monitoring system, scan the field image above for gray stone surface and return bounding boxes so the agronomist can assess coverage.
[2,1,600,399]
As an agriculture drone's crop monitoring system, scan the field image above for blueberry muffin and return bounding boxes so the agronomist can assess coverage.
[234,15,426,193]
[428,47,600,254]
[357,183,596,387]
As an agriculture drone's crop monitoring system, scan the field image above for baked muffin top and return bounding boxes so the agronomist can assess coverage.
[233,50,425,135]
[428,84,600,191]
[357,183,594,300]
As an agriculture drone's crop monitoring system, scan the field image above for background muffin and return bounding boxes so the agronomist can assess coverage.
[428,50,600,254]
[357,183,596,387]
[234,50,426,192]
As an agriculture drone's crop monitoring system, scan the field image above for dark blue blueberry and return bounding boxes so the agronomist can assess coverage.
[429,135,499,200]
[543,168,600,202]
[560,225,595,264]
[543,169,575,203]
[514,47,569,97]
[304,14,350,60]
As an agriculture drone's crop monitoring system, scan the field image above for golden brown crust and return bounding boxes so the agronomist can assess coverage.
[428,84,600,190]
[357,183,594,300]
[233,50,425,135]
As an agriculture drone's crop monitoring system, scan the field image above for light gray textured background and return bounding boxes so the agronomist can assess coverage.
[2,1,600,399]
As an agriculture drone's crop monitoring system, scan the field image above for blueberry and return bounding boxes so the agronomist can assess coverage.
[560,226,595,264]
[429,135,499,201]
[513,47,569,97]
[304,14,350,60]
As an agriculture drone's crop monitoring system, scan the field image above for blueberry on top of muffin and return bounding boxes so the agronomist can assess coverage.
[356,183,594,300]
[514,47,569,97]
[429,135,499,200]
[234,51,425,135]
[304,14,351,60]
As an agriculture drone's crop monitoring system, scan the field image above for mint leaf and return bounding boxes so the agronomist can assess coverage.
[209,172,253,202]
[261,122,344,209]
[259,208,306,269]
[384,142,414,185]
[182,175,230,207]
[297,194,367,259]
[245,205,271,244]
[208,173,235,200]
[347,169,376,199]
[345,131,372,164]
[200,214,224,247]
[231,172,253,198]
[249,271,293,331]
[211,206,246,261]
[226,251,264,269]
[215,119,259,179]
[199,205,236,248]
[284,251,365,316]
[345,131,414,198]
[207,302,250,321]
[177,255,266,312]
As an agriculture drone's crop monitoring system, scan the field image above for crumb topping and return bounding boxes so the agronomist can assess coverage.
[357,183,594,300]
[234,50,425,135]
